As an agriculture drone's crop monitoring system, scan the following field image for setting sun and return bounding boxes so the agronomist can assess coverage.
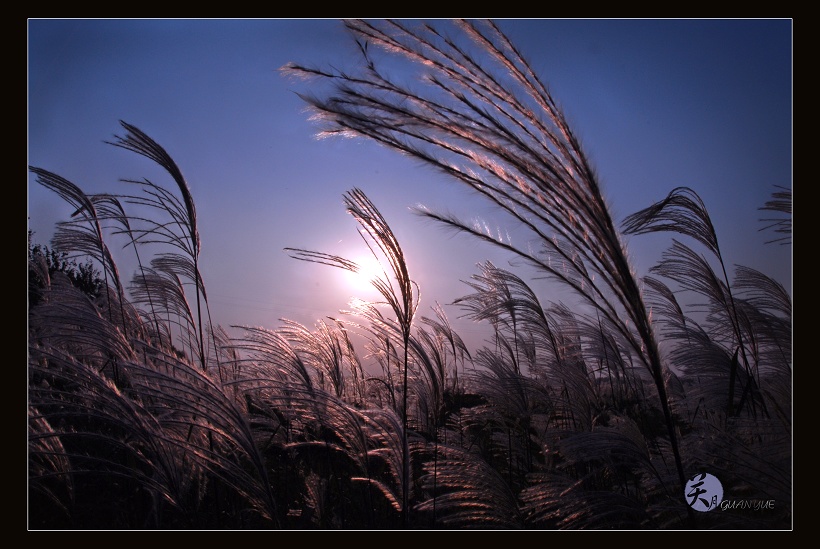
[342,253,386,298]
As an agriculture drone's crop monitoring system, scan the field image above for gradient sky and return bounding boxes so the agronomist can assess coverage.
[27,19,793,352]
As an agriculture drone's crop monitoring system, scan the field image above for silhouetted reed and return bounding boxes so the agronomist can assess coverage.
[28,19,790,529]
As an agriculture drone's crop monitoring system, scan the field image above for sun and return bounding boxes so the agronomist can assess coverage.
[342,253,386,298]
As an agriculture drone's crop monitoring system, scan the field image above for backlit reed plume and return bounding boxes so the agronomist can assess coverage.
[286,187,419,525]
[28,168,126,332]
[107,120,215,372]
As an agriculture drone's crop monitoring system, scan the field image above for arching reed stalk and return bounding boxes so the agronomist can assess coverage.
[622,187,768,418]
[620,186,792,527]
[28,168,126,331]
[130,262,199,360]
[419,302,471,398]
[93,194,164,342]
[29,167,133,383]
[107,120,216,372]
[286,187,419,526]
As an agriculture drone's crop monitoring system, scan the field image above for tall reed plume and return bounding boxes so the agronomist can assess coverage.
[286,187,419,525]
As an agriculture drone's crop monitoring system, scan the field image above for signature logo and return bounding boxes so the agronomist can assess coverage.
[684,472,724,512]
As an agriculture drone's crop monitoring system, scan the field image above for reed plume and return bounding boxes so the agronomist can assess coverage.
[107,120,214,372]
[286,187,419,525]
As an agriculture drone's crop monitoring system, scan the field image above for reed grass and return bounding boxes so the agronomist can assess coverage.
[28,19,791,530]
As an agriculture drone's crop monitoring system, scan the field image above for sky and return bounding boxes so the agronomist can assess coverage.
[27,18,793,355]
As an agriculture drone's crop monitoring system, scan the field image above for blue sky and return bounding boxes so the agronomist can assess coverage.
[27,19,793,351]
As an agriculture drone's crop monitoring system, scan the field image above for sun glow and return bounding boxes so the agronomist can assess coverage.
[343,253,386,298]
